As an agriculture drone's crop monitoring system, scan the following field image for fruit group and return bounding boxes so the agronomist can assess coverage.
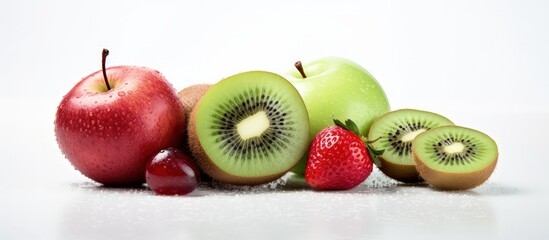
[55,49,185,185]
[305,120,374,190]
[188,71,310,185]
[285,58,390,175]
[412,126,498,190]
[146,148,201,195]
[368,109,454,182]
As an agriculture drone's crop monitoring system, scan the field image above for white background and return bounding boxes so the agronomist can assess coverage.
[1,0,548,239]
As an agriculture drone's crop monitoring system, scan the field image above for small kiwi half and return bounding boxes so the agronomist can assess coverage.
[188,71,310,185]
[368,109,454,182]
[412,126,498,190]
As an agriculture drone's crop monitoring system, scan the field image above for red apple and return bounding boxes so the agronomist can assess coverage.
[55,49,185,186]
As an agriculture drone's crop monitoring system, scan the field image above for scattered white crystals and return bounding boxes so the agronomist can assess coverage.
[199,167,396,192]
[362,168,398,188]
[202,175,289,192]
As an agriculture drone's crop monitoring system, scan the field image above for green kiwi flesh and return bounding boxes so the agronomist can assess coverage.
[368,109,454,182]
[412,126,498,190]
[188,71,310,185]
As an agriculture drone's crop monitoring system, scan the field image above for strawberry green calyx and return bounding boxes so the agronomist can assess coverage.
[333,119,384,168]
[333,119,360,136]
[365,140,384,168]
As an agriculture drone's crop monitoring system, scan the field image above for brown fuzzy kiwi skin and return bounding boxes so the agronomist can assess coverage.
[177,84,213,182]
[187,98,287,185]
[177,84,211,153]
[413,149,498,190]
[177,84,212,123]
[379,157,423,183]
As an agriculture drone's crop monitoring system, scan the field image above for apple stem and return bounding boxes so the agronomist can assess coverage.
[294,61,307,78]
[102,48,111,91]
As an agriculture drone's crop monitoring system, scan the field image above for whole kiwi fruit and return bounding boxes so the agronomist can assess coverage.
[178,84,211,122]
[177,84,213,182]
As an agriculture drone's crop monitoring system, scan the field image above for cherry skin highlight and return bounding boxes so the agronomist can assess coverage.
[146,148,200,195]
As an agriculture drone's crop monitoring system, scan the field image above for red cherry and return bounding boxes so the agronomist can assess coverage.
[146,148,200,195]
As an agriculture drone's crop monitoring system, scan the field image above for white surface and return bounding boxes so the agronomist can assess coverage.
[1,0,549,239]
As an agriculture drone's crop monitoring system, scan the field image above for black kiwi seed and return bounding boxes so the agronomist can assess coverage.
[431,135,478,165]
[387,122,429,156]
[209,87,293,161]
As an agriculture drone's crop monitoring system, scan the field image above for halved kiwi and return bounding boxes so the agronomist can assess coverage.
[412,126,498,190]
[188,71,310,185]
[368,109,454,182]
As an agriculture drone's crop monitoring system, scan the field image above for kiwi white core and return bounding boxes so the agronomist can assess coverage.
[401,129,427,142]
[444,142,465,154]
[237,111,270,140]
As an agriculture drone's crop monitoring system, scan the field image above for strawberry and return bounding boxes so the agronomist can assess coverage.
[305,119,383,190]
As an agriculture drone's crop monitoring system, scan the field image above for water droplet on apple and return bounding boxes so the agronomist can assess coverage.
[118,91,126,97]
[89,112,93,117]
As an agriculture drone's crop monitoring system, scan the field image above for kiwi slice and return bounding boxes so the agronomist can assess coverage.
[188,71,310,185]
[368,109,454,182]
[412,126,498,190]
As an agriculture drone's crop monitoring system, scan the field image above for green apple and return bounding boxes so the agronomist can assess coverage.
[285,57,390,175]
